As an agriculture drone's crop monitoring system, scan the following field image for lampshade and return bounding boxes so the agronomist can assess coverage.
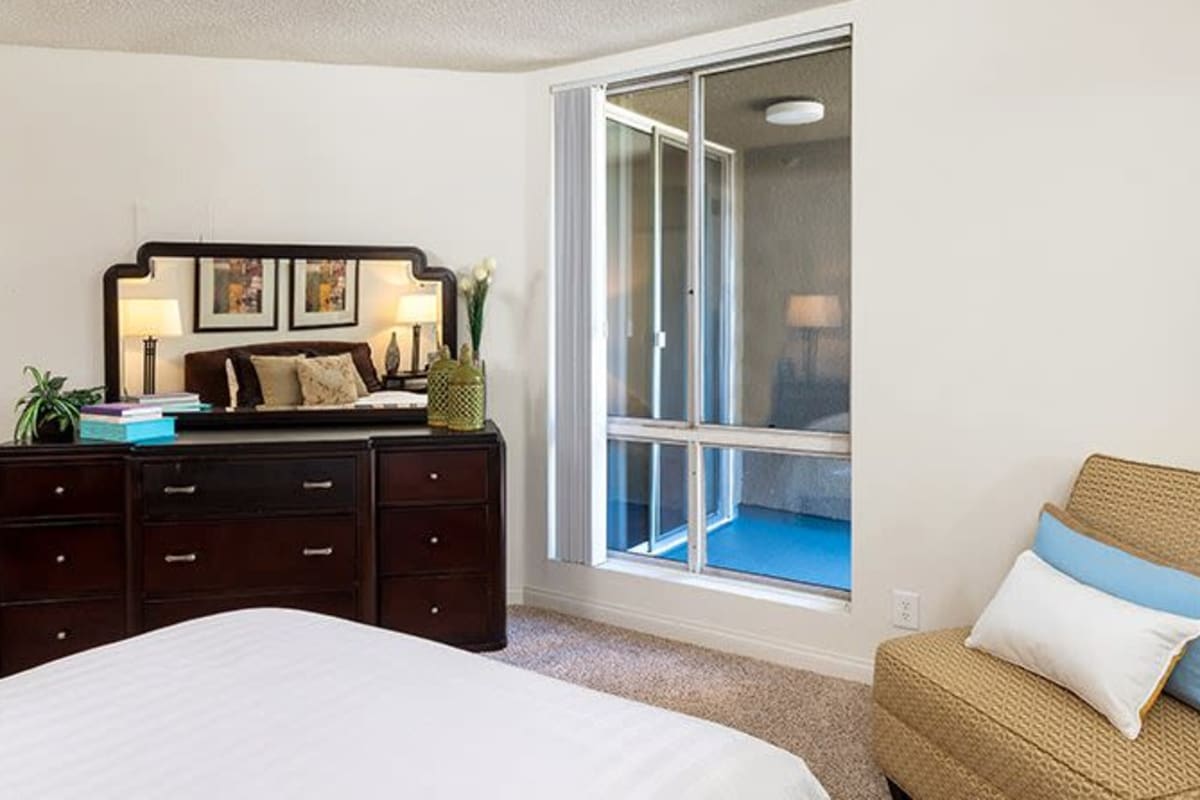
[121,298,183,338]
[787,294,843,329]
[396,293,439,324]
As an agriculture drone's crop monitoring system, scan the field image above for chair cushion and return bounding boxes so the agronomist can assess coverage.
[874,628,1200,800]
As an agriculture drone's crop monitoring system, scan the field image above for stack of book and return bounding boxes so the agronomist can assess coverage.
[78,403,176,443]
[133,392,210,414]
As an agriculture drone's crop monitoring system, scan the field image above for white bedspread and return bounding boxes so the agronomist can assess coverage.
[0,609,828,800]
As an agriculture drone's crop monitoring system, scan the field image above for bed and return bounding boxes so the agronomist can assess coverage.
[176,341,429,426]
[0,609,829,799]
[183,340,389,408]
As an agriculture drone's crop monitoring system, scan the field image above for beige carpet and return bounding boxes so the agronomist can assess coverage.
[489,606,889,800]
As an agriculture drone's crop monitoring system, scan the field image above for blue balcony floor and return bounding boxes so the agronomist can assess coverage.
[657,505,851,591]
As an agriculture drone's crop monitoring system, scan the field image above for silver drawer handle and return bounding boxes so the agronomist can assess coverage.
[55,629,70,641]
[428,472,440,481]
[164,553,197,564]
[302,547,334,557]
[428,535,439,545]
[163,485,197,496]
[430,605,440,615]
[54,486,65,496]
[303,480,334,491]
[55,554,67,564]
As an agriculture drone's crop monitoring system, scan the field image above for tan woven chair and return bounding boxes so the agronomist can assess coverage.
[872,454,1200,800]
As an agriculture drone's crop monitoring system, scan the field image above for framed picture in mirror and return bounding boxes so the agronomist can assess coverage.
[290,258,360,330]
[194,257,279,332]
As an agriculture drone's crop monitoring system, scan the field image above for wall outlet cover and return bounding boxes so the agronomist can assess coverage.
[892,589,920,630]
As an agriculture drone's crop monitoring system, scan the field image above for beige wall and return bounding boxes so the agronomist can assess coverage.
[520,0,1200,679]
[0,45,531,593]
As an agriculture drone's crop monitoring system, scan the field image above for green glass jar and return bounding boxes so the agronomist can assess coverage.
[448,344,485,432]
[425,344,455,428]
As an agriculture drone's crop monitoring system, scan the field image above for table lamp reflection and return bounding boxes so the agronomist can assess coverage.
[389,293,440,376]
[120,298,183,395]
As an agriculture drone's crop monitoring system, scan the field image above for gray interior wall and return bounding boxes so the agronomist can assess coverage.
[739,453,851,521]
[737,135,851,521]
[738,136,851,430]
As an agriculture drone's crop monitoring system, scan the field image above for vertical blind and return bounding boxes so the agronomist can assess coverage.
[550,86,604,565]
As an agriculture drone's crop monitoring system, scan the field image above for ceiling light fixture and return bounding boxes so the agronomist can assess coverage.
[765,99,825,126]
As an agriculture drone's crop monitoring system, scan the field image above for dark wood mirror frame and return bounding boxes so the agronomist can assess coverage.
[103,241,457,429]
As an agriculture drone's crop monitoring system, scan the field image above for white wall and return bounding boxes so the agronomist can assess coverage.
[0,44,531,594]
[518,0,1200,680]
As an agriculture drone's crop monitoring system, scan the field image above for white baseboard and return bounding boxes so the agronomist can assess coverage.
[506,586,526,606]
[521,586,874,684]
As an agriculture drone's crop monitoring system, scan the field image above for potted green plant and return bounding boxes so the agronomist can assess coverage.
[13,367,103,444]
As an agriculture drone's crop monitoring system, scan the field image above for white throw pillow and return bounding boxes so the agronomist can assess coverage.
[966,550,1200,740]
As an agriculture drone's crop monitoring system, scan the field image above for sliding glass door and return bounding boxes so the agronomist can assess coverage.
[605,100,733,559]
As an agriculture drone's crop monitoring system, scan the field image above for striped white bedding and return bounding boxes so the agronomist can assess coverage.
[0,609,828,800]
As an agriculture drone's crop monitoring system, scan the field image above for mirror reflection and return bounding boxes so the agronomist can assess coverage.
[117,256,446,410]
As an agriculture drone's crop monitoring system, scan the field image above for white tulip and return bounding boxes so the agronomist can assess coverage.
[460,276,475,294]
[473,264,489,282]
[482,257,498,275]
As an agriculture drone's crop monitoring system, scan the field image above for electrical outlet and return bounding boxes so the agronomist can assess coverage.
[892,590,920,630]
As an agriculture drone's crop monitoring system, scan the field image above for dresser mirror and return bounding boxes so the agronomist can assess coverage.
[103,242,457,428]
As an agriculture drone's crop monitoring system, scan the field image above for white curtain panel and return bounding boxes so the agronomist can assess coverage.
[550,86,605,565]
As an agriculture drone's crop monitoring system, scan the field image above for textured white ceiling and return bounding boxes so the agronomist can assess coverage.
[0,0,835,72]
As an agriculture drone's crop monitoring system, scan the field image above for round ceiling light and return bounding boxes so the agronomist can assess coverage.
[765,99,825,126]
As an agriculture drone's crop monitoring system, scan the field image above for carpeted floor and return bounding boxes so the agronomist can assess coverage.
[489,606,889,800]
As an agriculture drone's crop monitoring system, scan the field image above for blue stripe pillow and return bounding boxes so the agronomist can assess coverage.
[1034,504,1200,712]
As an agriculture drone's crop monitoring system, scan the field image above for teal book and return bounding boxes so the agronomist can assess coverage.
[79,416,176,443]
[161,402,212,414]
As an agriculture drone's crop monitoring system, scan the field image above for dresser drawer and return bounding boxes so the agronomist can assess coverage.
[378,450,488,505]
[143,590,358,631]
[141,456,356,519]
[0,523,123,601]
[143,516,356,596]
[379,575,491,644]
[0,598,125,676]
[0,461,124,520]
[378,506,489,576]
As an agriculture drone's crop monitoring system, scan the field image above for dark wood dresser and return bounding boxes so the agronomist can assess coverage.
[0,423,505,676]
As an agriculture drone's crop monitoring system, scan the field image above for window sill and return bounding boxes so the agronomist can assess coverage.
[597,555,851,614]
